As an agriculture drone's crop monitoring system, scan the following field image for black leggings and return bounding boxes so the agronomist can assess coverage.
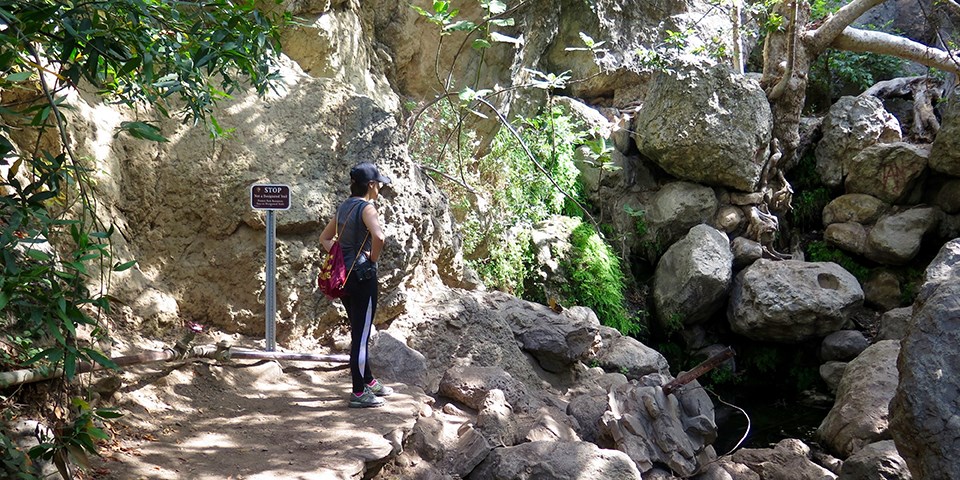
[344,274,378,394]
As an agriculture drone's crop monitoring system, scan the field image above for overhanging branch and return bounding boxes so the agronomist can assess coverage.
[831,27,960,75]
[809,0,886,52]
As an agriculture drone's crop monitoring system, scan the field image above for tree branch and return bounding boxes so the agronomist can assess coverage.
[831,27,960,75]
[945,0,960,16]
[808,0,886,52]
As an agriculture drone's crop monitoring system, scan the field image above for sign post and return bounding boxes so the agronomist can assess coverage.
[251,184,291,352]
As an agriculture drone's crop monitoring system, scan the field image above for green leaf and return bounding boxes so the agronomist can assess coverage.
[118,121,169,142]
[472,39,492,50]
[83,348,119,370]
[4,71,32,82]
[489,18,514,27]
[113,260,137,271]
[443,20,476,32]
[95,409,124,419]
[0,292,7,310]
[485,0,507,14]
[25,250,51,262]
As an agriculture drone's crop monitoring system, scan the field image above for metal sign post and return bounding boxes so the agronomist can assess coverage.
[250,184,291,352]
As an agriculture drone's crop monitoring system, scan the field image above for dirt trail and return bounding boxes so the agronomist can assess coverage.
[88,348,422,480]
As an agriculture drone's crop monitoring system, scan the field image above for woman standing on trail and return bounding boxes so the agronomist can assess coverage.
[319,162,395,408]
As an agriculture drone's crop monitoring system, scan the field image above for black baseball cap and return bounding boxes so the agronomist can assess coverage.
[350,162,392,185]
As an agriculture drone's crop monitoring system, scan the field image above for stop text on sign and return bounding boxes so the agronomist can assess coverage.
[250,184,291,210]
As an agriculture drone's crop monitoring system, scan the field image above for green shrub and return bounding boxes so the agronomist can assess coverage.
[806,240,870,282]
[561,223,638,335]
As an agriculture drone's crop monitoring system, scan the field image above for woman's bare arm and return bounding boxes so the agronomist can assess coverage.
[361,204,386,262]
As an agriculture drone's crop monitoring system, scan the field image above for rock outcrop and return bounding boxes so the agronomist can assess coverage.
[889,239,960,479]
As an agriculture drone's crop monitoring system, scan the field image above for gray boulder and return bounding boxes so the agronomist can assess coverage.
[369,331,429,389]
[438,366,540,414]
[864,207,942,265]
[820,330,869,362]
[844,142,929,204]
[645,182,719,249]
[653,224,733,329]
[727,260,864,343]
[817,340,900,457]
[875,307,912,341]
[816,95,901,188]
[594,326,671,380]
[837,440,911,480]
[508,303,601,373]
[731,438,838,479]
[889,239,960,479]
[468,441,643,480]
[634,60,772,192]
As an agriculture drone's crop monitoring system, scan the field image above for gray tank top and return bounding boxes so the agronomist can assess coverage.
[336,197,372,268]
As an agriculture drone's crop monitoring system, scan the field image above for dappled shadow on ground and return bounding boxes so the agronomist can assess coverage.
[89,357,421,480]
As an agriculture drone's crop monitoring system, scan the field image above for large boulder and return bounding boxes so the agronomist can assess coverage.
[72,66,464,341]
[653,224,733,329]
[889,239,960,479]
[593,326,670,380]
[864,207,941,265]
[837,440,912,480]
[817,340,900,457]
[645,182,719,250]
[727,260,864,342]
[730,439,838,479]
[507,302,601,373]
[843,142,929,204]
[816,95,901,188]
[822,194,888,226]
[634,60,772,192]
[468,441,643,480]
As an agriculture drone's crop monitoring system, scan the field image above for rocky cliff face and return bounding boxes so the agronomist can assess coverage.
[56,63,464,343]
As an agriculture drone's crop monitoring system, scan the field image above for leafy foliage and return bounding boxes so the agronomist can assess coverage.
[1,0,286,476]
[806,240,870,282]
[561,223,638,335]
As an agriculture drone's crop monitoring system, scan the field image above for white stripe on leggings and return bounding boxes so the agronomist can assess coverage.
[358,296,373,381]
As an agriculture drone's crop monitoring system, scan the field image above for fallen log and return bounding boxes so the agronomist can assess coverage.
[662,347,736,396]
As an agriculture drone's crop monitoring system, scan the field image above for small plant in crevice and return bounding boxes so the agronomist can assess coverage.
[791,187,831,232]
[899,267,924,306]
[806,240,871,282]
